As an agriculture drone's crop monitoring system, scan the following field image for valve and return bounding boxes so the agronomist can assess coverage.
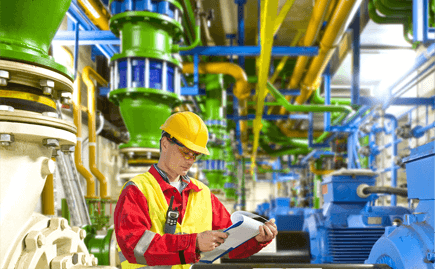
[358,145,371,157]
[396,124,413,139]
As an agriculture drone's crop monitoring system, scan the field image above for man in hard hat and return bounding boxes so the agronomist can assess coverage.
[115,111,277,268]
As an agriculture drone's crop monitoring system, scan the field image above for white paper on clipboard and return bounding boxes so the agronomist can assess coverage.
[199,211,267,263]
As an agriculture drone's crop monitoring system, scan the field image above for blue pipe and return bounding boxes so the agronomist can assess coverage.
[324,65,331,131]
[351,9,361,105]
[383,42,435,109]
[73,22,80,79]
[383,114,398,206]
[412,121,435,138]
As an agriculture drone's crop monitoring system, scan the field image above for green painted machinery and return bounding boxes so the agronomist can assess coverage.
[108,0,184,150]
[0,0,73,79]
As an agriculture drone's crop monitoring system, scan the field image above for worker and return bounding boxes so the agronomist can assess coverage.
[115,111,278,268]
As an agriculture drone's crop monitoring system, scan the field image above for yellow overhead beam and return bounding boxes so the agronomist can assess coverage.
[251,0,280,175]
[273,0,297,35]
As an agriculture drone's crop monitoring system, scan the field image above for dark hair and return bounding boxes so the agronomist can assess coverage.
[160,131,171,152]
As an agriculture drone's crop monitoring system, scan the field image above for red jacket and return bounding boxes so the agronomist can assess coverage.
[115,165,269,266]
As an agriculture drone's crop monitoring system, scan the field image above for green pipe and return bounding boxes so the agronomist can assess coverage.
[373,0,411,17]
[259,138,311,157]
[174,25,201,52]
[368,0,407,24]
[381,0,412,10]
[83,225,114,265]
[315,132,330,143]
[61,198,71,225]
[266,82,353,113]
[241,160,246,210]
[310,88,351,106]
[0,0,73,79]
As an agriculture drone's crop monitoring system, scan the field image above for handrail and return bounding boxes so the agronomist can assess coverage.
[73,73,97,199]
[82,66,109,199]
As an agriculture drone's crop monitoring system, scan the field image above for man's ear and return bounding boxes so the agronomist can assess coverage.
[161,136,170,152]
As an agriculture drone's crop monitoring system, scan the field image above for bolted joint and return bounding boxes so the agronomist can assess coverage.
[0,105,14,112]
[0,70,10,86]
[61,144,75,153]
[43,138,60,148]
[42,111,59,118]
[396,124,413,139]
[0,133,14,146]
[40,79,55,95]
[60,92,72,104]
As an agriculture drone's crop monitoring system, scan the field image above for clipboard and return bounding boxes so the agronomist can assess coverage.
[199,211,268,263]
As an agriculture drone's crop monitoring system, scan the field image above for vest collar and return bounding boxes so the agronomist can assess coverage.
[149,165,202,193]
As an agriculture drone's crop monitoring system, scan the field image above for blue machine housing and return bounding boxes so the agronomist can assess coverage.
[268,197,305,231]
[303,171,411,264]
[366,141,434,269]
[256,202,270,216]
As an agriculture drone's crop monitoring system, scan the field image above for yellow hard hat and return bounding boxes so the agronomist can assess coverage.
[160,112,210,155]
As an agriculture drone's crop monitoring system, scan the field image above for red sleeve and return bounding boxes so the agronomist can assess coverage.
[114,183,199,266]
[210,193,270,259]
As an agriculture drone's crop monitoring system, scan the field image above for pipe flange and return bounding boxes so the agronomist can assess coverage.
[4,214,96,269]
[0,109,76,134]
[357,183,371,198]
[0,60,73,98]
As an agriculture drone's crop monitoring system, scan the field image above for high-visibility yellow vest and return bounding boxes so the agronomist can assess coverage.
[118,171,212,269]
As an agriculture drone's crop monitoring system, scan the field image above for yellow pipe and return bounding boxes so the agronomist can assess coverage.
[182,62,251,155]
[41,158,56,215]
[310,161,334,176]
[77,0,110,30]
[324,0,339,23]
[268,31,304,116]
[279,0,332,116]
[273,0,297,35]
[82,66,110,199]
[299,0,361,104]
[61,46,74,70]
[73,73,97,199]
[182,63,250,100]
[251,0,280,174]
[287,0,332,91]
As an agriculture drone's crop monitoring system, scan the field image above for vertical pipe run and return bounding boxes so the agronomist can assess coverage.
[235,0,246,156]
[351,9,360,105]
[82,66,109,199]
[384,114,398,206]
[74,22,80,79]
[324,65,331,131]
[42,170,55,215]
[73,74,97,199]
[241,159,246,211]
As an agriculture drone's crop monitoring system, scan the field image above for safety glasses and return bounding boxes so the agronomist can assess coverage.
[168,136,202,161]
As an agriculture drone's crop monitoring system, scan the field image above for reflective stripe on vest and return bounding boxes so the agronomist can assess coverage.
[118,171,212,269]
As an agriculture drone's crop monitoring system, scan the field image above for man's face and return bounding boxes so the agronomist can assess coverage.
[162,137,198,176]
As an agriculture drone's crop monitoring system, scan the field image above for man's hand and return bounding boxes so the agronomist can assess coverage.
[255,218,278,243]
[196,230,228,252]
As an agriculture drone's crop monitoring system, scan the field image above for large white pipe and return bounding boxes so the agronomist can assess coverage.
[0,116,76,268]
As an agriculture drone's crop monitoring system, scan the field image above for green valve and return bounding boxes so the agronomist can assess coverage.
[0,0,73,80]
[83,225,117,266]
[108,1,184,150]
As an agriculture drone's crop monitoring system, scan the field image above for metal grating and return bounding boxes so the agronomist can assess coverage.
[327,228,385,263]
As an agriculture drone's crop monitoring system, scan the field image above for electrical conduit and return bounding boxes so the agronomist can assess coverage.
[82,66,109,199]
